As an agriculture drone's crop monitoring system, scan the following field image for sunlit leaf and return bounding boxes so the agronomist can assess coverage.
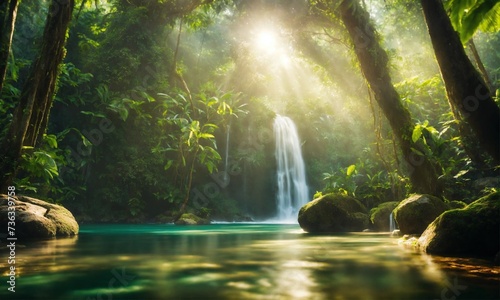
[44,134,58,149]
[346,164,356,176]
[447,0,500,42]
[82,135,92,147]
[199,133,215,139]
[412,124,423,143]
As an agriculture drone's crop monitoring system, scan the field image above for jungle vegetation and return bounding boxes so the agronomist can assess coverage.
[0,0,498,222]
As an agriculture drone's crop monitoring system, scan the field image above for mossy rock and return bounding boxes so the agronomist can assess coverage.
[369,201,399,231]
[446,200,467,210]
[298,193,368,233]
[175,213,210,225]
[393,194,447,235]
[0,194,79,239]
[419,192,500,258]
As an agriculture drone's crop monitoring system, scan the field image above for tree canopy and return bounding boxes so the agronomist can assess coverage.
[0,0,498,222]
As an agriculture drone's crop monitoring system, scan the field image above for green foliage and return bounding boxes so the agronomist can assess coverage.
[6,0,499,223]
[313,191,323,199]
[14,133,74,201]
[323,164,358,197]
[155,87,244,188]
[128,197,145,217]
[446,0,500,42]
[322,154,408,209]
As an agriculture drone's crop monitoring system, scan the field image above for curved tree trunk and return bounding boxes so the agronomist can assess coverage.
[0,0,19,93]
[421,0,500,165]
[337,0,442,196]
[0,0,75,190]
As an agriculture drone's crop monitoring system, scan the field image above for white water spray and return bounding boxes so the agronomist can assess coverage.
[274,115,309,222]
[389,212,396,232]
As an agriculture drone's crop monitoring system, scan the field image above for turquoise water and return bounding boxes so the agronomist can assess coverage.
[1,224,498,299]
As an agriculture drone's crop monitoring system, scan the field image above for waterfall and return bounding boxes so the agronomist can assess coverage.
[389,212,396,232]
[274,115,309,222]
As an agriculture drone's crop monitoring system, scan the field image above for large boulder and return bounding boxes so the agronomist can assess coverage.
[0,194,79,238]
[419,192,500,258]
[298,193,368,233]
[393,194,447,235]
[175,213,210,225]
[369,201,399,231]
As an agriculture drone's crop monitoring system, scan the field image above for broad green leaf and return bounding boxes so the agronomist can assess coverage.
[199,133,215,139]
[164,160,174,171]
[410,147,424,156]
[207,162,214,174]
[117,107,129,121]
[82,135,92,147]
[346,164,356,176]
[44,134,58,149]
[412,124,423,143]
[447,0,500,42]
[80,111,107,118]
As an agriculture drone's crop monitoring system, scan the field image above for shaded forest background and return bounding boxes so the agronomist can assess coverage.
[0,0,499,222]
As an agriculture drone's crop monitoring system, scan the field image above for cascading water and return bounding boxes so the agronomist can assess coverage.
[389,212,396,232]
[274,115,309,222]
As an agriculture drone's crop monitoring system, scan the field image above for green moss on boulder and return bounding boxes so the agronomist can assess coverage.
[419,192,500,258]
[370,201,399,231]
[0,194,79,239]
[446,200,467,210]
[175,213,210,225]
[298,193,368,233]
[393,194,447,235]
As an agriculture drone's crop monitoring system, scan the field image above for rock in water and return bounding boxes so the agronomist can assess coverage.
[298,193,368,233]
[0,194,79,238]
[393,194,447,235]
[419,192,500,258]
[174,213,210,225]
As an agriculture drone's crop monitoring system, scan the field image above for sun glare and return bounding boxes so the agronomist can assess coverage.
[255,30,278,52]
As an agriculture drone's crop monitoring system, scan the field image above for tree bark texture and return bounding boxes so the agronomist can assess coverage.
[0,0,19,93]
[421,0,500,164]
[0,0,75,190]
[338,0,442,196]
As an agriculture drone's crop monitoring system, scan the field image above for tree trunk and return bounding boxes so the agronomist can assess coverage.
[338,0,442,196]
[421,0,500,164]
[0,0,19,92]
[0,0,75,190]
[468,38,494,93]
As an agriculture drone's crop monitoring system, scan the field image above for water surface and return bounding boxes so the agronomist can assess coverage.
[1,224,498,299]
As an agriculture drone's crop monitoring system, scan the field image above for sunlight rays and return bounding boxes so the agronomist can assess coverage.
[255,29,278,53]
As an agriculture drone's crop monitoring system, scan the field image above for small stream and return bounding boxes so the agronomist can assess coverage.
[1,224,498,299]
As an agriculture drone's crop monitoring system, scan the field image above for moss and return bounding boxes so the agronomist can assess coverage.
[175,213,210,225]
[419,192,500,257]
[393,194,447,234]
[1,195,78,238]
[298,193,368,233]
[369,201,399,231]
[446,200,467,209]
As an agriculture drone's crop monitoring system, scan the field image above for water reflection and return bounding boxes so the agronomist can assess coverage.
[0,224,498,300]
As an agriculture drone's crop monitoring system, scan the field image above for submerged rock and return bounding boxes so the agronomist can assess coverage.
[298,193,368,233]
[0,194,79,238]
[393,194,447,235]
[369,201,399,231]
[419,192,500,258]
[175,213,210,225]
